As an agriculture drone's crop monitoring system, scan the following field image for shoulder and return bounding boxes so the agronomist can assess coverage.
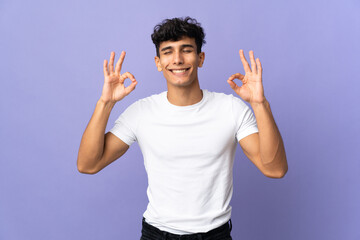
[136,91,166,107]
[204,90,251,122]
[117,91,166,121]
[138,91,166,103]
[124,91,167,115]
[205,89,246,106]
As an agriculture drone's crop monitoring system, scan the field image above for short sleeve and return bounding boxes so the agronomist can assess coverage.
[232,96,259,141]
[109,101,140,146]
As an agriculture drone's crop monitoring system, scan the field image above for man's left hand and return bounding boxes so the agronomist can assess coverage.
[227,50,265,104]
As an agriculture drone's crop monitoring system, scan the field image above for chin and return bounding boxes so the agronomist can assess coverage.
[169,79,196,88]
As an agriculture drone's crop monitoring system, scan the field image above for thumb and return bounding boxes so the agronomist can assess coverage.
[124,81,138,95]
[227,79,240,92]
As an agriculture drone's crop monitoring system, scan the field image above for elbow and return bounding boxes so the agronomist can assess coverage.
[77,158,99,175]
[278,156,289,178]
[264,157,288,179]
[270,168,287,178]
[77,166,97,175]
[265,169,287,179]
[280,165,288,178]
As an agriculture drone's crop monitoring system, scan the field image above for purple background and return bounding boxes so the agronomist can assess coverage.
[1,0,359,239]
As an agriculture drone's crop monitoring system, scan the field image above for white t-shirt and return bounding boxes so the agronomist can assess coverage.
[110,89,258,234]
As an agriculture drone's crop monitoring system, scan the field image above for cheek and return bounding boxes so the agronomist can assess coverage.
[192,56,201,66]
[159,59,170,70]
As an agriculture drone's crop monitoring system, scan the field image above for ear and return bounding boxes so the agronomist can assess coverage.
[154,56,163,71]
[198,52,205,68]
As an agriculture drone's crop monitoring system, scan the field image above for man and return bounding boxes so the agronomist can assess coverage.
[77,17,288,240]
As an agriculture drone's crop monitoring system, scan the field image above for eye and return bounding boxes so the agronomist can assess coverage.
[163,51,171,55]
[183,49,193,53]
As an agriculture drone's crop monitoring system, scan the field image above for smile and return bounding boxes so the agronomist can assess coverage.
[169,68,190,73]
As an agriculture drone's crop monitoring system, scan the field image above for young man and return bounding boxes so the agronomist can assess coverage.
[77,17,288,239]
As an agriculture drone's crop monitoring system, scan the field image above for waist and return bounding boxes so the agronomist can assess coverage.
[142,217,232,239]
[143,205,232,234]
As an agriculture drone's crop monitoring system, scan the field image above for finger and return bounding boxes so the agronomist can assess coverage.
[103,59,109,76]
[227,73,245,83]
[227,73,245,92]
[119,72,136,84]
[227,78,240,92]
[239,49,251,73]
[249,50,257,74]
[109,52,115,73]
[124,81,138,96]
[256,58,262,77]
[115,51,126,74]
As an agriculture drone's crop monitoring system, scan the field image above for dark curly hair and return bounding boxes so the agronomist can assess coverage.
[151,17,206,57]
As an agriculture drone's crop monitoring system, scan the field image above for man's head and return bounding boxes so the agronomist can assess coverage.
[151,17,206,89]
[151,17,206,57]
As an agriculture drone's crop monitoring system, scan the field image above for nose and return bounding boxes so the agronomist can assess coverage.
[173,50,184,65]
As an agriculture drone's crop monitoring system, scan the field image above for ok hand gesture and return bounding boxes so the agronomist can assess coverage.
[227,50,265,104]
[100,51,137,103]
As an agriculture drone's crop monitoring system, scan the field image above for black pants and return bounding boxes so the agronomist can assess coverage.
[140,217,232,240]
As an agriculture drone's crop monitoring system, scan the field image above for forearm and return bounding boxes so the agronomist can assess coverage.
[77,99,116,172]
[251,99,288,174]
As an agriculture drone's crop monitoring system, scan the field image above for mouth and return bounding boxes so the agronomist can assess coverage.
[169,67,191,74]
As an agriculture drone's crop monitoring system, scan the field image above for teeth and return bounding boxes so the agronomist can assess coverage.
[172,69,187,73]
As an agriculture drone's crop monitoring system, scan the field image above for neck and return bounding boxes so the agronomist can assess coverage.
[166,80,203,106]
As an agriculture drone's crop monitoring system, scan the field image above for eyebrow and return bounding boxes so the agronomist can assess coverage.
[160,44,195,52]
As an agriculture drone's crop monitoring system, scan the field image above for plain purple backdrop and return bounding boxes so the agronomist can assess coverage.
[1,0,359,239]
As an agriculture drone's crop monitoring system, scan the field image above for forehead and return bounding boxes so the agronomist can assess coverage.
[159,36,197,50]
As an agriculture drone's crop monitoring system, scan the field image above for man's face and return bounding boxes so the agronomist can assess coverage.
[154,37,205,89]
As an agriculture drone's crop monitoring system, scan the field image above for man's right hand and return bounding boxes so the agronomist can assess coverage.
[100,51,137,103]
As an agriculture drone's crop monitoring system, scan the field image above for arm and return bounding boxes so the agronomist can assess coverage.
[77,51,137,174]
[239,102,287,178]
[227,50,288,178]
